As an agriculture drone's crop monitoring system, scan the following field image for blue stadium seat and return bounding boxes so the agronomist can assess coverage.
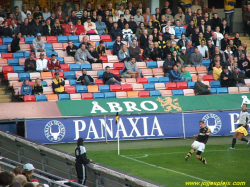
[148,77,159,84]
[76,85,88,93]
[188,82,196,89]
[99,85,110,92]
[24,52,30,58]
[98,70,105,78]
[45,43,53,51]
[80,64,92,71]
[35,95,47,102]
[57,36,68,43]
[58,94,70,100]
[0,45,8,52]
[210,81,221,88]
[210,88,217,94]
[46,51,58,57]
[3,38,13,44]
[149,90,161,97]
[19,73,30,81]
[24,37,35,44]
[159,77,170,83]
[216,87,228,94]
[13,53,25,59]
[68,36,79,43]
[106,41,115,49]
[57,57,64,64]
[69,79,77,86]
[8,59,19,66]
[144,83,155,91]
[41,81,47,87]
[75,43,81,48]
[69,64,81,71]
[104,92,116,98]
[202,59,211,67]
[172,89,184,96]
[64,71,76,79]
[13,66,25,73]
[93,93,105,99]
[146,61,158,69]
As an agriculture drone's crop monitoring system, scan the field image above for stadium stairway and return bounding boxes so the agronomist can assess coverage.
[0,86,11,103]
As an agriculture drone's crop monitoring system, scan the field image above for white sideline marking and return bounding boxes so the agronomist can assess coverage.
[121,155,225,187]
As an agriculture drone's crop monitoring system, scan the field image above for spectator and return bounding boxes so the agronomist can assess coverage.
[163,53,175,77]
[152,28,159,42]
[220,66,234,87]
[186,40,194,57]
[207,39,215,59]
[213,61,223,80]
[211,46,225,65]
[124,9,131,22]
[62,0,74,17]
[33,5,42,20]
[42,7,51,21]
[151,14,161,31]
[32,18,43,36]
[95,16,106,35]
[0,21,12,37]
[174,8,186,25]
[192,26,200,47]
[92,11,98,22]
[237,53,250,77]
[163,27,171,41]
[74,20,85,35]
[186,20,195,39]
[110,22,123,40]
[113,10,120,22]
[66,40,78,57]
[49,12,57,26]
[243,42,248,56]
[143,7,152,25]
[75,44,97,64]
[103,66,122,85]
[161,1,171,15]
[96,4,103,16]
[243,4,250,36]
[107,3,114,16]
[197,39,209,59]
[43,19,52,36]
[118,45,130,62]
[170,42,180,55]
[140,29,148,50]
[96,40,106,56]
[134,10,144,26]
[234,45,246,60]
[229,39,237,53]
[52,72,66,94]
[85,2,94,17]
[118,4,125,16]
[221,33,230,51]
[128,15,138,34]
[7,13,17,26]
[113,35,124,55]
[20,18,33,37]
[127,2,136,16]
[122,57,140,78]
[145,21,153,34]
[162,21,175,35]
[106,16,114,34]
[143,42,155,61]
[137,2,145,15]
[0,171,14,186]
[13,6,22,25]
[195,75,212,95]
[233,32,242,47]
[74,4,83,19]
[199,19,206,33]
[204,25,212,42]
[211,13,221,31]
[185,7,193,24]
[64,20,76,36]
[47,54,61,72]
[36,53,48,72]
[122,23,135,45]
[210,33,221,50]
[25,53,36,72]
[14,175,27,186]
[13,166,23,176]
[76,68,95,85]
[68,10,79,25]
[233,67,246,87]
[21,79,32,96]
[103,10,110,23]
[129,38,142,62]
[84,17,98,35]
[177,34,187,48]
[56,5,66,23]
[171,50,179,63]
[159,15,167,32]
[33,33,45,52]
[179,47,191,66]
[158,35,166,54]
[190,47,203,66]
[33,78,43,95]
[224,45,234,61]
[170,64,189,82]
[11,33,26,53]
[51,19,64,36]
[136,22,145,39]
[154,42,162,61]
[165,8,174,24]
[88,45,102,63]
[80,35,91,48]
[224,0,236,34]
[9,20,20,37]
[0,5,7,19]
[118,14,127,30]
[180,66,192,81]
[220,18,230,35]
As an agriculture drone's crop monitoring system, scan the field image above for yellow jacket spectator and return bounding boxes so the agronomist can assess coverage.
[213,62,223,80]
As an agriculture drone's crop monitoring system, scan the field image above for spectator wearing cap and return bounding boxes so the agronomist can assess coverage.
[23,163,35,182]
[75,44,97,64]
[84,17,98,35]
[0,171,14,186]
[52,72,67,94]
[76,68,95,85]
[118,14,127,30]
[47,54,61,72]
[75,20,85,35]
[32,17,43,36]
[179,47,191,66]
[74,4,83,19]
[43,19,52,36]
[33,33,46,52]
[190,47,203,67]
[51,19,64,36]
[195,75,212,95]
[103,66,122,85]
[25,53,36,72]
[13,6,23,25]
[36,53,48,72]
[68,10,79,25]
[220,66,235,87]
[11,32,26,53]
[95,16,107,35]
[134,10,144,26]
[129,38,143,62]
[21,80,33,96]
[64,20,77,36]
[66,40,78,57]
[122,57,140,78]
[110,22,123,40]
[96,40,106,56]
[20,18,33,37]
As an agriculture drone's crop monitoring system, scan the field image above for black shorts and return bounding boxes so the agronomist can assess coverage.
[238,124,248,130]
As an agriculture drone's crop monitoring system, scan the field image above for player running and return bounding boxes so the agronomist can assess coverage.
[185,121,211,164]
[229,104,250,150]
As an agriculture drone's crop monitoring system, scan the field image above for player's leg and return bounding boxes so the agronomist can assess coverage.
[196,151,206,164]
[229,132,239,150]
[238,133,250,147]
[185,148,195,162]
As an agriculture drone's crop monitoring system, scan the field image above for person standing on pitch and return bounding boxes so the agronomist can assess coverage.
[229,104,250,150]
[75,138,92,185]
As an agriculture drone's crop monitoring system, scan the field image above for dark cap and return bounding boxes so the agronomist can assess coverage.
[87,17,91,20]
[99,40,104,44]
[223,66,229,69]
[51,54,56,57]
[120,14,124,17]
[55,72,59,76]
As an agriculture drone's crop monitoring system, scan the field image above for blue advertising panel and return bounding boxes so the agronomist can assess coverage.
[25,113,183,144]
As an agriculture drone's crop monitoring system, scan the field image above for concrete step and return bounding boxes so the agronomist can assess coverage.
[0,98,11,103]
[0,95,10,99]
[239,37,250,40]
[0,91,6,95]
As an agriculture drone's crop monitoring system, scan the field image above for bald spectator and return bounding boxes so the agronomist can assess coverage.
[195,75,212,95]
[14,175,27,186]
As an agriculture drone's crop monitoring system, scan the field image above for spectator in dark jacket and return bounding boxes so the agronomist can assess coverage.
[220,18,230,35]
[163,53,175,77]
[33,78,43,95]
[32,18,43,36]
[76,68,95,85]
[88,45,103,63]
[103,66,122,85]
[43,19,52,36]
[237,53,250,78]
[128,16,138,33]
[0,21,12,37]
[233,67,246,87]
[220,66,235,87]
[118,15,127,30]
[20,18,33,37]
[51,19,64,36]
[11,32,26,53]
[143,42,155,61]
[110,22,122,40]
[211,13,221,31]
[68,11,79,25]
[24,53,36,72]
[113,36,124,55]
[140,29,148,49]
[233,33,241,47]
[195,75,212,95]
[234,45,246,60]
[66,40,78,56]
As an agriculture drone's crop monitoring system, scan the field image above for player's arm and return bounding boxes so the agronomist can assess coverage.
[205,127,211,135]
[192,134,198,138]
[234,118,239,123]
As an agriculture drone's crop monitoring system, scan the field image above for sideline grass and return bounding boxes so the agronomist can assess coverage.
[48,137,250,187]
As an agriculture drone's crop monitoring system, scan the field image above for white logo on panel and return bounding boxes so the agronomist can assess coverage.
[202,113,222,135]
[44,120,66,142]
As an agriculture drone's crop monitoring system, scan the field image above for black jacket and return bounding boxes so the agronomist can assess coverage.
[186,25,194,37]
[51,25,64,36]
[24,58,36,72]
[140,35,148,50]
[221,38,230,51]
[234,72,245,85]
[237,58,250,71]
[11,37,20,53]
[211,17,221,30]
[110,28,122,40]
[163,59,175,73]
[20,23,33,36]
[234,50,246,60]
[66,45,78,56]
[220,71,235,87]
[233,38,242,47]
[68,16,79,25]
[75,145,90,165]
[163,32,171,41]
[220,25,230,35]
[0,26,11,37]
[204,31,213,42]
[33,85,43,94]
[32,22,44,36]
[143,47,155,60]
[113,42,124,55]
[128,21,138,33]
[118,19,127,30]
[76,74,95,85]
[43,25,52,36]
[103,72,121,84]
[177,39,187,48]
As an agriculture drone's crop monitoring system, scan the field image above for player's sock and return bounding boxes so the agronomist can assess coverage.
[232,138,236,148]
[199,156,204,162]
[241,138,248,142]
[186,152,192,158]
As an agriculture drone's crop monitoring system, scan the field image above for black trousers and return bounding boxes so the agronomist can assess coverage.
[75,162,87,185]
[197,90,212,95]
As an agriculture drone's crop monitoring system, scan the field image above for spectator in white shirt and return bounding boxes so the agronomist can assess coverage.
[36,53,48,72]
[162,20,175,35]
[21,4,32,22]
[122,23,135,46]
[214,26,224,40]
[124,9,131,22]
[197,39,209,60]
[134,10,144,26]
[113,10,120,22]
[210,33,221,50]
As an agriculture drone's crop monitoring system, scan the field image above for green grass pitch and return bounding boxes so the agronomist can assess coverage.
[48,136,250,187]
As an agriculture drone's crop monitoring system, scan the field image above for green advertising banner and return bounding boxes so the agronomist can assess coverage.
[57,93,250,116]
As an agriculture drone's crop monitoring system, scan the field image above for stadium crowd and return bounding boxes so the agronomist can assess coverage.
[0,163,50,187]
[2,0,250,97]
